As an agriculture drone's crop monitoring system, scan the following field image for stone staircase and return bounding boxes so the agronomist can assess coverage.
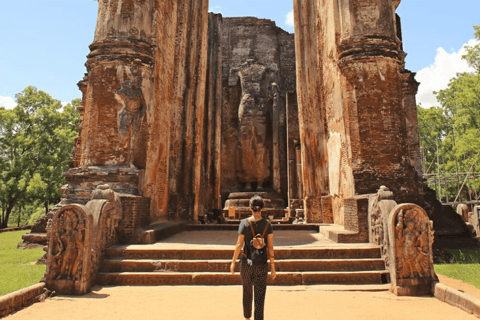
[97,230,389,286]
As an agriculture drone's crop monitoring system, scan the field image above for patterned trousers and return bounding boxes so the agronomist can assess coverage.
[240,259,269,320]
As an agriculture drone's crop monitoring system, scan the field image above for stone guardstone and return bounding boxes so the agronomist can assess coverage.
[388,203,436,296]
[224,192,286,220]
[471,206,480,237]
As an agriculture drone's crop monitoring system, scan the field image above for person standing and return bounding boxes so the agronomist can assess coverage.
[230,195,276,320]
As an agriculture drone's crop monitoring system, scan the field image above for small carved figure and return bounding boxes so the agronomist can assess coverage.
[55,213,84,280]
[115,79,146,167]
[395,209,430,279]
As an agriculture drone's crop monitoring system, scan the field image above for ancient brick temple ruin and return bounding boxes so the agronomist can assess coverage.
[37,0,465,296]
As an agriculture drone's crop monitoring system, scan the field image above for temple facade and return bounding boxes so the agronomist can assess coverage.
[39,0,445,296]
[66,0,424,226]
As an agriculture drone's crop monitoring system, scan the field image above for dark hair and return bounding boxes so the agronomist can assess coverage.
[249,195,264,212]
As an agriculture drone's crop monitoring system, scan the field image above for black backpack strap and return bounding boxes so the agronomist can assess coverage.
[248,219,256,236]
[261,221,270,238]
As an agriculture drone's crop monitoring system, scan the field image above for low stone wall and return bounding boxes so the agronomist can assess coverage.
[0,226,32,233]
[434,282,480,317]
[0,283,49,317]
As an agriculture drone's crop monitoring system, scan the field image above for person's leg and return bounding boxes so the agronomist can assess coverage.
[253,264,269,320]
[240,260,254,319]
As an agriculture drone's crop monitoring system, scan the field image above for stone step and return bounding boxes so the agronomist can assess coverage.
[101,258,386,273]
[134,222,186,244]
[320,225,367,244]
[96,270,389,286]
[186,224,319,231]
[105,247,382,260]
[21,233,48,245]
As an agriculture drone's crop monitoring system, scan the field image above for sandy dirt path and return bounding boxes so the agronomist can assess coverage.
[6,284,477,320]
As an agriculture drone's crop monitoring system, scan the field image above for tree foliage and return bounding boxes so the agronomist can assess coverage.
[418,25,480,203]
[462,25,480,74]
[0,86,79,228]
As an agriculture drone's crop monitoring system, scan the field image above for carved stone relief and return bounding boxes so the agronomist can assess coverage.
[45,186,124,295]
[394,209,432,279]
[45,205,92,295]
[47,209,85,281]
[229,59,277,191]
[388,203,436,296]
[368,186,396,269]
[114,66,148,168]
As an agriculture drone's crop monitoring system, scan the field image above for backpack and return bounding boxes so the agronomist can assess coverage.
[242,219,270,266]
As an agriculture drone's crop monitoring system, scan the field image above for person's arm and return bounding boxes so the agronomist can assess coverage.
[230,234,245,274]
[267,233,276,280]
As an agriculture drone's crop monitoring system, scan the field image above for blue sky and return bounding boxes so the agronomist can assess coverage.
[0,0,479,108]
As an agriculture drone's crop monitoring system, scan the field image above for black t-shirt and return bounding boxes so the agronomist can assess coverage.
[238,218,273,258]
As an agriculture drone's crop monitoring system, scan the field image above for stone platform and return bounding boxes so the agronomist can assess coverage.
[223,191,287,220]
[97,230,388,286]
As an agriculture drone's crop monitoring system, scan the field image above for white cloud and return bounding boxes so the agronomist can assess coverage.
[416,39,478,108]
[0,96,16,109]
[209,5,221,14]
[286,10,294,27]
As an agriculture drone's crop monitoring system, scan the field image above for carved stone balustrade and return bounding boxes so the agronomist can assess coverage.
[388,204,436,296]
[368,186,436,296]
[45,185,125,295]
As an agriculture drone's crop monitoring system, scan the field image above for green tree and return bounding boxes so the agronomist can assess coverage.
[462,25,480,74]
[0,86,79,228]
[418,24,480,202]
[417,105,451,173]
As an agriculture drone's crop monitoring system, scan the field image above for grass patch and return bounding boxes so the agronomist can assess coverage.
[0,230,46,296]
[434,249,480,289]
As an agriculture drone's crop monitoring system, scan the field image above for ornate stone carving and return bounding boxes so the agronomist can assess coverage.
[395,209,431,278]
[45,205,92,295]
[368,186,397,269]
[90,184,122,248]
[56,214,84,280]
[45,185,126,295]
[388,204,436,296]
[48,209,85,281]
[115,74,148,168]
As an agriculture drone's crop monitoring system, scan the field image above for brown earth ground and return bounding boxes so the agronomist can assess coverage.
[6,229,480,319]
[5,279,480,320]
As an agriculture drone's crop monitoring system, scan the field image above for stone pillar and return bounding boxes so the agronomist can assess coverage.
[64,0,155,206]
[288,160,296,201]
[295,144,303,200]
[336,0,423,205]
[272,83,281,193]
[402,71,423,178]
[80,0,155,168]
[293,0,329,221]
[144,0,210,222]
[69,77,87,169]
